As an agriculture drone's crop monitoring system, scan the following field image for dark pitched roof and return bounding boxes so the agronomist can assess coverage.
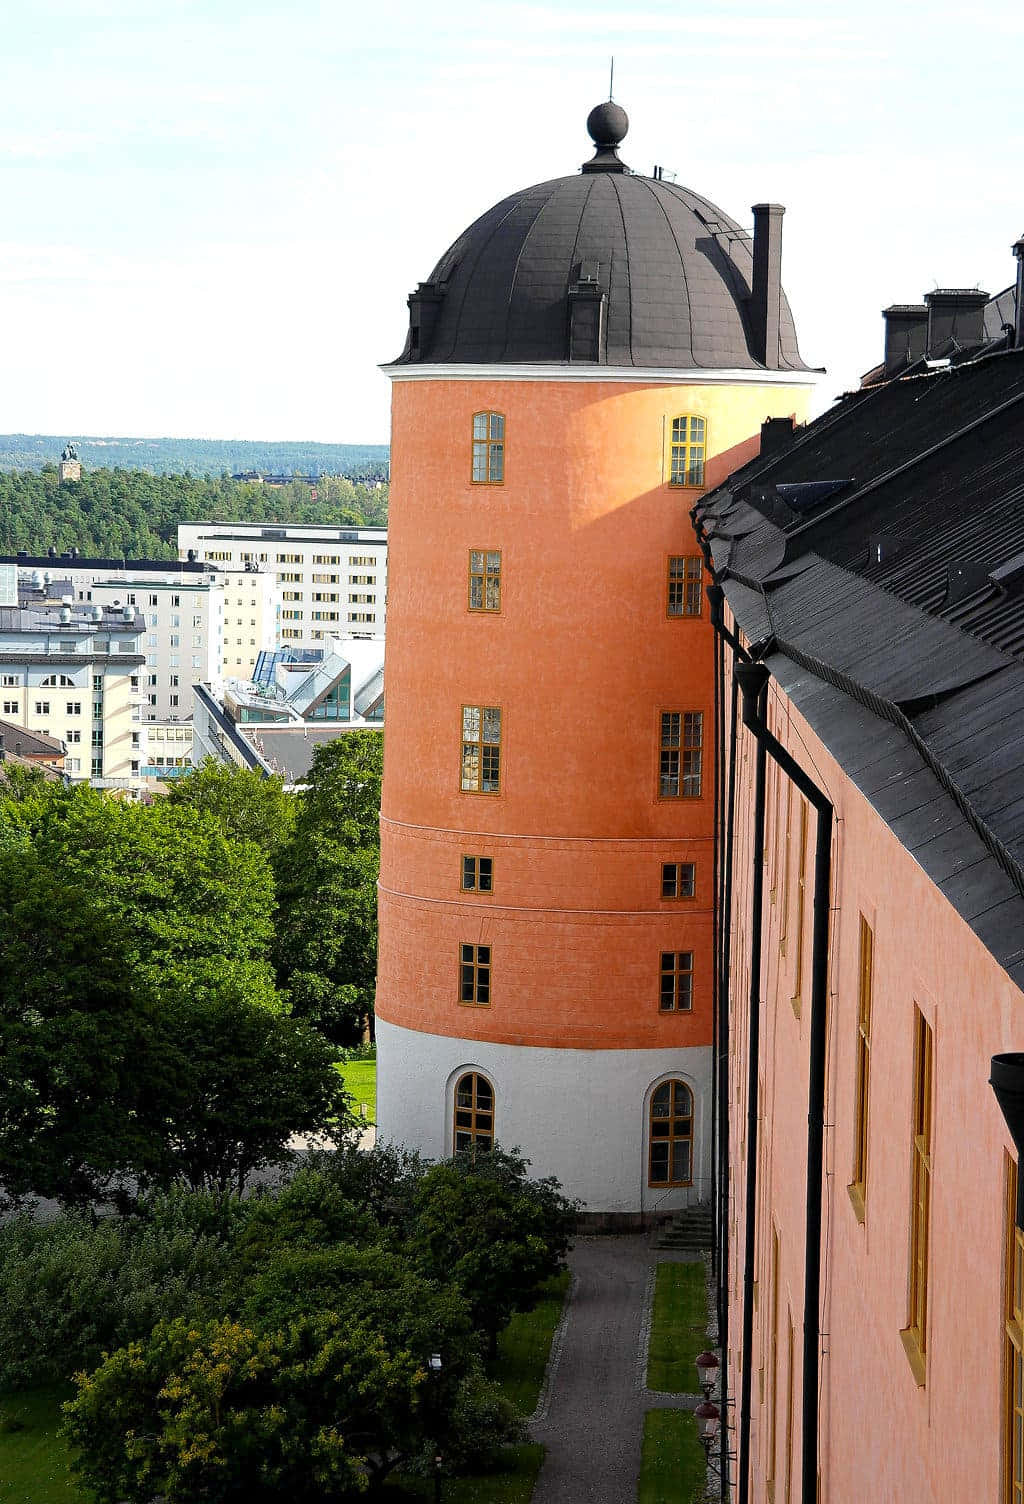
[696,347,1024,984]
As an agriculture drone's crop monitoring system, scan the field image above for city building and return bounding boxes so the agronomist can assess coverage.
[374,102,819,1217]
[694,292,1024,1501]
[192,634,384,784]
[2,554,230,780]
[0,563,145,792]
[177,521,386,648]
[0,718,67,778]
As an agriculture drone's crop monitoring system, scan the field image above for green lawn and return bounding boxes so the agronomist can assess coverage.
[376,1444,544,1502]
[337,1057,376,1123]
[488,1271,570,1415]
[646,1262,708,1393]
[637,1410,707,1504]
[0,1387,80,1504]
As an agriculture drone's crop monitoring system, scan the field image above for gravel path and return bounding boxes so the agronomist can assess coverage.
[529,1235,706,1504]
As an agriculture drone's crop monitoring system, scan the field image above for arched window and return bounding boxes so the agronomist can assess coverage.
[471,412,505,484]
[454,1072,494,1153]
[39,673,74,687]
[648,1080,693,1186]
[668,415,706,487]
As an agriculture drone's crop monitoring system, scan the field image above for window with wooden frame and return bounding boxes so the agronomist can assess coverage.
[661,861,696,899]
[659,951,694,1012]
[648,1079,693,1186]
[459,943,491,1005]
[767,1225,780,1497]
[461,705,501,793]
[901,1007,933,1385]
[659,711,703,798]
[791,799,808,1017]
[667,555,702,617]
[461,855,493,893]
[848,916,874,1222]
[468,549,501,612]
[454,1072,494,1153]
[668,414,707,487]
[471,411,505,484]
[1005,1155,1024,1504]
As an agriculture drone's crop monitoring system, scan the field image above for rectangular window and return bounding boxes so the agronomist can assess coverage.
[659,711,702,798]
[2,700,17,715]
[1,675,18,687]
[849,916,873,1220]
[348,612,374,622]
[276,553,302,564]
[669,414,706,487]
[349,574,374,585]
[350,555,375,566]
[34,700,50,716]
[659,951,693,1012]
[312,574,339,585]
[469,550,501,612]
[282,591,304,602]
[661,861,696,899]
[65,701,81,715]
[667,555,702,617]
[459,943,491,1005]
[461,705,501,793]
[461,855,494,892]
[279,572,302,583]
[792,799,808,1016]
[471,411,505,484]
[91,757,103,776]
[1005,1155,1024,1504]
[901,1007,933,1385]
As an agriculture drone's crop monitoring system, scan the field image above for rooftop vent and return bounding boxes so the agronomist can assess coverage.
[775,479,852,514]
[944,561,991,605]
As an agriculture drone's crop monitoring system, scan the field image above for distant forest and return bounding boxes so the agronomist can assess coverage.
[0,468,388,561]
[0,434,389,480]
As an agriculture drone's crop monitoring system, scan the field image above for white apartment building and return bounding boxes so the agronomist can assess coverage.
[0,563,145,792]
[177,523,386,648]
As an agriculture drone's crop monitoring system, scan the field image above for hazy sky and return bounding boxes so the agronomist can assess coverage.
[1,0,1021,444]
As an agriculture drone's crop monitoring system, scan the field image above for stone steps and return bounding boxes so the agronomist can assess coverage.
[654,1202,714,1251]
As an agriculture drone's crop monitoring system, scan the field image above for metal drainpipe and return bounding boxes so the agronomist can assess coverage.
[709,599,721,1275]
[735,659,833,1504]
[704,578,749,1501]
[736,669,767,1504]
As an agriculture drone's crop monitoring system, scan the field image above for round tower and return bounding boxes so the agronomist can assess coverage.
[376,105,818,1217]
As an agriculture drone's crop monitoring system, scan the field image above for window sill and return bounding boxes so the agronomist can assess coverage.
[846,1181,866,1224]
[899,1325,927,1386]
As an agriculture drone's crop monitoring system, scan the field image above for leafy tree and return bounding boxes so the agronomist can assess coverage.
[166,760,295,863]
[63,1313,415,1503]
[275,733,383,1043]
[409,1149,577,1353]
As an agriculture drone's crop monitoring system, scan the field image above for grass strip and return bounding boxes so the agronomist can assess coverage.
[378,1443,544,1501]
[336,1057,377,1123]
[0,1386,80,1503]
[646,1261,707,1393]
[637,1409,706,1504]
[488,1270,570,1415]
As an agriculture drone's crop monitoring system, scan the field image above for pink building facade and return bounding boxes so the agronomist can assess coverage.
[695,337,1024,1502]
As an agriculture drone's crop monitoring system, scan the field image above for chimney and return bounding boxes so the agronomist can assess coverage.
[924,288,989,356]
[882,305,929,375]
[1014,236,1024,349]
[750,204,785,369]
[567,260,607,361]
[406,281,445,362]
[760,416,795,456]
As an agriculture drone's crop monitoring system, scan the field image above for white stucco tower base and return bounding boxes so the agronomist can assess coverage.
[376,1018,712,1216]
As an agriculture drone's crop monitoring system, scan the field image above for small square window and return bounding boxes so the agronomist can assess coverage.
[461,855,494,892]
[662,862,696,899]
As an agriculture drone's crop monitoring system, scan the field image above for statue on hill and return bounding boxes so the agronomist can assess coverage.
[61,441,79,462]
[58,442,82,485]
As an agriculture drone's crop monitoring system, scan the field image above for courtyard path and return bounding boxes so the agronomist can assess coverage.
[529,1235,706,1504]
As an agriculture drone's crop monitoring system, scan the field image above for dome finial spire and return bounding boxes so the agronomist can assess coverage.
[582,99,629,174]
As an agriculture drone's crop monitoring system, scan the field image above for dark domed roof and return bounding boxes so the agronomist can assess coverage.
[392,107,810,373]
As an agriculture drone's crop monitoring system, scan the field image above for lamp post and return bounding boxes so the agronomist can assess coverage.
[428,1352,443,1504]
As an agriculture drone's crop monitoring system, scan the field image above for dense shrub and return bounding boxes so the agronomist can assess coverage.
[0,1213,235,1389]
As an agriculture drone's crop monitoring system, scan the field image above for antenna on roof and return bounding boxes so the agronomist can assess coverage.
[609,56,615,100]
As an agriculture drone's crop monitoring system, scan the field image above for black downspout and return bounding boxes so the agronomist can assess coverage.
[705,577,748,1501]
[737,674,768,1504]
[735,660,833,1504]
[710,599,721,1278]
